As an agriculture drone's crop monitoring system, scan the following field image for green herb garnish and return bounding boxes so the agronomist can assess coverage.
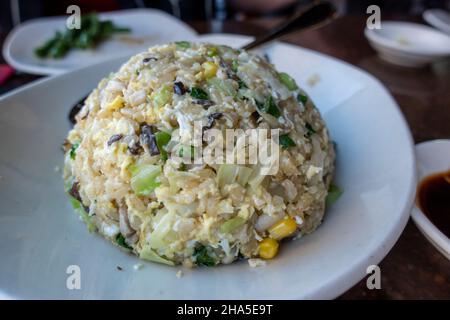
[237,79,247,89]
[279,134,296,149]
[70,143,79,160]
[257,96,281,118]
[194,245,216,267]
[305,122,316,137]
[115,233,132,250]
[326,184,343,206]
[190,87,208,100]
[297,93,308,104]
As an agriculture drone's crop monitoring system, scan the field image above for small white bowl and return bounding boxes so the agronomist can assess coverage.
[365,21,450,67]
[411,140,450,260]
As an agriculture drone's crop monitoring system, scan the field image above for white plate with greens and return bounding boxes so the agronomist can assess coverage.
[2,9,197,75]
[0,34,416,299]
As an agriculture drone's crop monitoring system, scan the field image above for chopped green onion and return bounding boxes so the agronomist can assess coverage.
[297,93,308,104]
[279,134,296,149]
[175,41,190,50]
[305,122,316,137]
[115,233,132,250]
[278,72,298,90]
[140,245,174,266]
[70,143,79,160]
[220,217,246,233]
[258,96,281,118]
[130,164,161,196]
[194,245,216,267]
[155,131,171,161]
[326,184,343,206]
[190,87,209,100]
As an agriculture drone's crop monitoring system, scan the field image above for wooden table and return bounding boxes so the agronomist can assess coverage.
[1,15,449,299]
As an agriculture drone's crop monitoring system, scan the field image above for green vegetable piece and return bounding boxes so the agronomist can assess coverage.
[175,41,190,49]
[115,233,132,250]
[68,195,95,233]
[178,145,195,160]
[220,217,246,233]
[278,72,298,90]
[237,79,247,89]
[207,46,219,57]
[217,164,253,188]
[258,96,281,118]
[297,93,308,104]
[70,143,79,160]
[34,13,129,59]
[305,122,316,137]
[153,85,172,108]
[155,131,171,161]
[190,87,208,100]
[279,134,296,149]
[207,78,237,98]
[194,245,216,267]
[140,245,174,265]
[231,59,239,72]
[326,184,343,206]
[130,164,162,196]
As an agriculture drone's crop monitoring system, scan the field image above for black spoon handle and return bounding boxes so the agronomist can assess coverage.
[241,1,337,51]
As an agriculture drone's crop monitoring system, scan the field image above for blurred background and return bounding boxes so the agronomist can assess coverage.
[1,0,449,32]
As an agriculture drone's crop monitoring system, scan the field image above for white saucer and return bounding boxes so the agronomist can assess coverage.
[411,140,450,260]
[365,21,450,67]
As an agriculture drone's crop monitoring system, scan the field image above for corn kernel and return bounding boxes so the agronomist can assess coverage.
[268,217,297,240]
[259,238,279,259]
[202,61,218,79]
[105,95,124,112]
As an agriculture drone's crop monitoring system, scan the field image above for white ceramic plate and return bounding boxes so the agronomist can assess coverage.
[0,34,416,299]
[2,9,197,75]
[411,140,450,260]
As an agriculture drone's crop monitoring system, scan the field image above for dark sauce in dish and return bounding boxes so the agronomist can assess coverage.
[417,170,450,238]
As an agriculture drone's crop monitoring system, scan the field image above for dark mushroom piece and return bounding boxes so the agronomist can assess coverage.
[128,142,142,155]
[142,57,157,63]
[203,112,223,137]
[193,99,215,108]
[173,81,187,95]
[140,124,160,156]
[68,94,89,125]
[107,134,123,146]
